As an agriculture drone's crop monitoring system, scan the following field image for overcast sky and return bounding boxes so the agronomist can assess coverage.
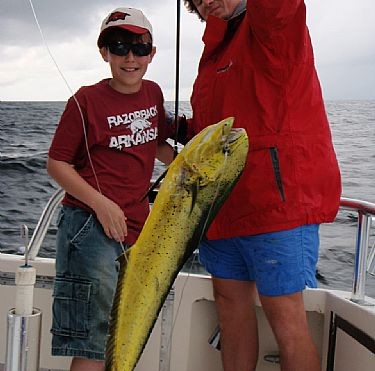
[1,0,374,102]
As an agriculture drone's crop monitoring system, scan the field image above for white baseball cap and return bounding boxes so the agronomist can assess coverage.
[97,7,153,47]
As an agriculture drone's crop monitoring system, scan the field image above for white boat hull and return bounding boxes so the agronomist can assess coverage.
[0,253,374,371]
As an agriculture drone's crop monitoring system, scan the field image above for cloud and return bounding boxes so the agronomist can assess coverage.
[0,0,205,101]
[0,0,374,101]
[305,0,375,99]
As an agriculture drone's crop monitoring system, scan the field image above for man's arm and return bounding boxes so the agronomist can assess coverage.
[248,0,303,29]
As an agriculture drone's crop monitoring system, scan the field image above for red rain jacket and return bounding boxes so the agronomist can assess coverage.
[188,0,341,240]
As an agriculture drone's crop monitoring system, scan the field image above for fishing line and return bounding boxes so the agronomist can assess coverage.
[28,0,127,252]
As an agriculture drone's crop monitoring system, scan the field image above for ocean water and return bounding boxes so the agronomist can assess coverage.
[0,100,374,296]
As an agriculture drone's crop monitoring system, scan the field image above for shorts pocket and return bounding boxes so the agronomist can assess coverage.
[70,213,94,247]
[51,276,92,338]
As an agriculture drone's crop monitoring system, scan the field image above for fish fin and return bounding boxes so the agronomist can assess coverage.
[190,183,199,215]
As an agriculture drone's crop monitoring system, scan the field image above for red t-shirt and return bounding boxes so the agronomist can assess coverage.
[49,79,170,244]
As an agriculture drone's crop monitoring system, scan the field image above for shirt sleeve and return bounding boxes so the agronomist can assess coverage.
[247,0,308,63]
[155,87,175,144]
[48,94,87,164]
[247,0,303,30]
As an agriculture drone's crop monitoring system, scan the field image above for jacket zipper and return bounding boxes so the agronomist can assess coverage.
[269,147,286,202]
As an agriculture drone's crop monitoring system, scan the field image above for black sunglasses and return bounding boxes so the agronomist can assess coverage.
[107,42,153,57]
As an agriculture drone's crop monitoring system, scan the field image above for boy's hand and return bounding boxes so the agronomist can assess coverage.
[46,157,127,242]
[94,195,128,242]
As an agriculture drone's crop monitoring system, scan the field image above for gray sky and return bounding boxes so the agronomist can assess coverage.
[1,0,374,101]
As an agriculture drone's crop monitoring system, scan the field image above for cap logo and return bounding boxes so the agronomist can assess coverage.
[106,11,130,25]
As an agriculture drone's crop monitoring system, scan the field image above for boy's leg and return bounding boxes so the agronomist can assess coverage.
[51,207,124,362]
[260,292,321,371]
[212,278,259,371]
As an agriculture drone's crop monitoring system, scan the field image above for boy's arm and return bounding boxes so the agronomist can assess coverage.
[47,157,127,242]
[156,142,175,165]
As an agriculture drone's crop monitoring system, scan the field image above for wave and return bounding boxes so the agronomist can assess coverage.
[0,153,47,171]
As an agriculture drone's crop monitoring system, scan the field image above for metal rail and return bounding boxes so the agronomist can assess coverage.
[27,187,64,260]
[21,190,375,303]
[339,197,375,304]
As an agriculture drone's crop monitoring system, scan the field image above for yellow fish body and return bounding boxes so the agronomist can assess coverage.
[105,117,249,371]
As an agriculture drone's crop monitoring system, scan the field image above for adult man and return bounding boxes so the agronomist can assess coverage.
[182,1,341,370]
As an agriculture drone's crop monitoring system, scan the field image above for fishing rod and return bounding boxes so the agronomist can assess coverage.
[140,0,182,200]
[173,0,182,158]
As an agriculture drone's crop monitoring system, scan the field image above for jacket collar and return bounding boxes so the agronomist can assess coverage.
[231,0,246,19]
[202,1,246,57]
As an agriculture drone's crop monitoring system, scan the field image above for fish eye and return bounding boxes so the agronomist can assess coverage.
[223,143,230,154]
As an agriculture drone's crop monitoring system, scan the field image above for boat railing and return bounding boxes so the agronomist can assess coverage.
[17,189,375,304]
[339,197,375,304]
[27,187,64,260]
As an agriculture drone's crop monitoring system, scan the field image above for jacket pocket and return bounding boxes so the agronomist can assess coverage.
[51,276,91,338]
[244,146,288,212]
[269,147,286,202]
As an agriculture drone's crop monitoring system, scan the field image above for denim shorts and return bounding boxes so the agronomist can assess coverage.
[51,206,126,360]
[199,225,319,296]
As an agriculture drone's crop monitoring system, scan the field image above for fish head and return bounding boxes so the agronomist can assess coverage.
[224,127,249,160]
[180,117,248,187]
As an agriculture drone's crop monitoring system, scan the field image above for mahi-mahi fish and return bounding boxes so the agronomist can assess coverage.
[105,117,249,371]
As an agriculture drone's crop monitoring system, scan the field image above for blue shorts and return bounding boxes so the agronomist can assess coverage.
[51,206,126,360]
[199,225,319,296]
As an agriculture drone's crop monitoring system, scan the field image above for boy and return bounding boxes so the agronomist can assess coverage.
[47,7,174,371]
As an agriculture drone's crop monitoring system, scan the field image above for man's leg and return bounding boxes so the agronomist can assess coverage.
[260,291,321,371]
[212,277,258,371]
[70,357,104,371]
